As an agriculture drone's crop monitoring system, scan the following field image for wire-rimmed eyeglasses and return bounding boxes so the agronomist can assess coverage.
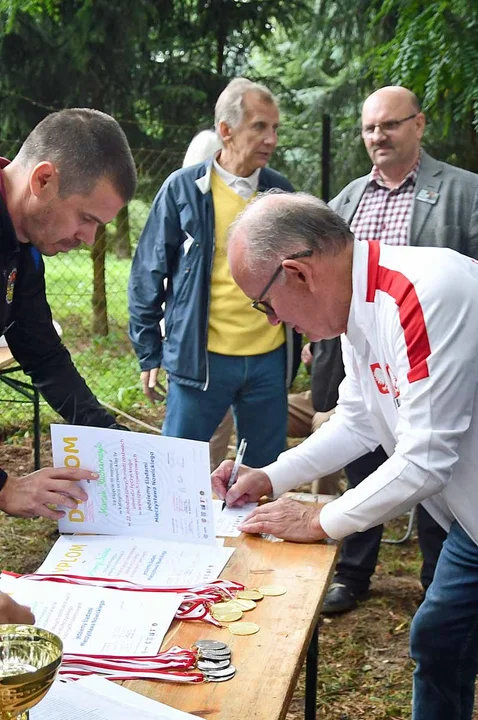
[251,249,313,316]
[361,113,417,137]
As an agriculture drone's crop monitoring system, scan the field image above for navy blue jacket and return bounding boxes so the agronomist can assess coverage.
[128,160,301,390]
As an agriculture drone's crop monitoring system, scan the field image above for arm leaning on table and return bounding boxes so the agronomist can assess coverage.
[215,252,478,546]
[212,337,384,543]
[0,250,119,520]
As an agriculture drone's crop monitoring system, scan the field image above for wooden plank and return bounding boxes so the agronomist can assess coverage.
[124,534,339,720]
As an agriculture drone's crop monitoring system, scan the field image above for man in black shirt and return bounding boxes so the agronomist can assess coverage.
[0,108,136,521]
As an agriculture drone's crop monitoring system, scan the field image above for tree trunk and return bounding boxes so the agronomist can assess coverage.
[91,225,109,336]
[216,12,227,74]
[115,205,132,259]
[467,120,478,174]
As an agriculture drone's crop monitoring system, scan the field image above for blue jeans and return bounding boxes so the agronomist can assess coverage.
[162,346,287,467]
[410,521,478,720]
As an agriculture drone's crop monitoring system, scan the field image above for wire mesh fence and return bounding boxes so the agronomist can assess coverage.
[0,130,323,434]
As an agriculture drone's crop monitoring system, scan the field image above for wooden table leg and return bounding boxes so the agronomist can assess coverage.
[305,622,319,720]
[33,386,41,470]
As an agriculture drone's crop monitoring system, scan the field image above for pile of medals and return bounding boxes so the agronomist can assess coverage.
[208,585,287,637]
[194,640,236,682]
[193,586,287,683]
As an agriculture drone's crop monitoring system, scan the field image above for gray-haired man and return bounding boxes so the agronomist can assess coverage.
[129,78,301,468]
[214,190,478,720]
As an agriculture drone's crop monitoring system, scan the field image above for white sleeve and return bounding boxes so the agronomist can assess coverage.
[264,336,381,497]
[321,259,478,540]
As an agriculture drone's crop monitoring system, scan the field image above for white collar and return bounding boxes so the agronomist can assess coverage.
[212,157,260,198]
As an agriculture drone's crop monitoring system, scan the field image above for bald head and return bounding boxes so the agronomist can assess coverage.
[363,86,420,117]
[361,85,425,183]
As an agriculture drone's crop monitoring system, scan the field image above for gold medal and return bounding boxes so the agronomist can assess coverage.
[210,601,235,612]
[232,598,256,611]
[213,609,243,622]
[210,603,244,622]
[257,585,287,596]
[236,589,264,601]
[229,622,260,636]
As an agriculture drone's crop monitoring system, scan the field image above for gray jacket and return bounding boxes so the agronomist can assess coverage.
[330,150,478,257]
[312,151,478,412]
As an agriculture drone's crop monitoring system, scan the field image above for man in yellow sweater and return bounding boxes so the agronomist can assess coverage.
[128,78,300,467]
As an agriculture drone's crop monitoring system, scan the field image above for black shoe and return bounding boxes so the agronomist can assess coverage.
[321,582,367,615]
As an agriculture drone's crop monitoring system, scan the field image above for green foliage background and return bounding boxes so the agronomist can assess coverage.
[0,0,477,434]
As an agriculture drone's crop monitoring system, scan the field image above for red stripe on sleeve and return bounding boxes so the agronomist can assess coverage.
[366,241,431,382]
[366,240,380,302]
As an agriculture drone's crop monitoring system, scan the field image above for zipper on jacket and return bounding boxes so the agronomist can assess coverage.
[202,205,215,392]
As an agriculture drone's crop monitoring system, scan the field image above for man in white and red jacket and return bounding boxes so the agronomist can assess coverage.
[214,191,478,720]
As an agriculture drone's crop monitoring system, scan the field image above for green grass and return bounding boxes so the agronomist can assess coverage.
[43,248,131,331]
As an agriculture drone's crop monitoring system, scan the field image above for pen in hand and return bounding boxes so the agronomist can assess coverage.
[221,438,247,510]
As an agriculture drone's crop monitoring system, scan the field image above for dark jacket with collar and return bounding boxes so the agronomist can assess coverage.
[312,150,478,412]
[0,194,118,433]
[128,159,301,390]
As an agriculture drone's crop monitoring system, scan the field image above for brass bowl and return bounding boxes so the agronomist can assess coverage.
[0,625,63,717]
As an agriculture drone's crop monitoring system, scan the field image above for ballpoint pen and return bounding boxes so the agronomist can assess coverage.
[221,437,247,510]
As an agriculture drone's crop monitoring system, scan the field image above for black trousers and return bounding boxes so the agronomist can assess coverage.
[333,447,448,593]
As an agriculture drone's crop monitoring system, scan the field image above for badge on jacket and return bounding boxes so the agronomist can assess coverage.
[6,268,16,304]
[416,188,439,205]
[370,362,401,408]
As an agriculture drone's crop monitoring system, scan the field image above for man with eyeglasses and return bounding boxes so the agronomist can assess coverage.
[129,78,301,469]
[214,190,478,720]
[313,85,478,615]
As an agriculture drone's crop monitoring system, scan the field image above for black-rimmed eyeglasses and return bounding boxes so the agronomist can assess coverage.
[361,113,417,137]
[251,249,313,316]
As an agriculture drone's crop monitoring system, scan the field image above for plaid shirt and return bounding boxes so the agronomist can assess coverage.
[351,155,421,245]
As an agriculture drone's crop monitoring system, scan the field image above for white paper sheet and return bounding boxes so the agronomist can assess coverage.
[31,678,200,719]
[0,575,181,655]
[212,499,258,537]
[37,535,234,587]
[51,424,215,545]
[77,675,200,718]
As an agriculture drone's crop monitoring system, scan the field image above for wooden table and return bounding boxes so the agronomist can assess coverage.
[125,531,339,720]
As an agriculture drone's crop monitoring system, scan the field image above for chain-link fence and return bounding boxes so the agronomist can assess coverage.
[0,128,323,433]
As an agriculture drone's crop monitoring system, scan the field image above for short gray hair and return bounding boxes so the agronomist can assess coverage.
[16,108,137,201]
[214,78,277,131]
[230,191,354,271]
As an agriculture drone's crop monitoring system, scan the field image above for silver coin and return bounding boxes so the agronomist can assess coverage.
[193,640,228,651]
[197,658,231,670]
[198,649,232,659]
[203,664,236,678]
[199,654,232,663]
[204,673,236,682]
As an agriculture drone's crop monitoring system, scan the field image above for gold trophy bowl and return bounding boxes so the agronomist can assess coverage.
[0,625,63,720]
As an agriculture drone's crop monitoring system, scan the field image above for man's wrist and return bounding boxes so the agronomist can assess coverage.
[309,507,327,541]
